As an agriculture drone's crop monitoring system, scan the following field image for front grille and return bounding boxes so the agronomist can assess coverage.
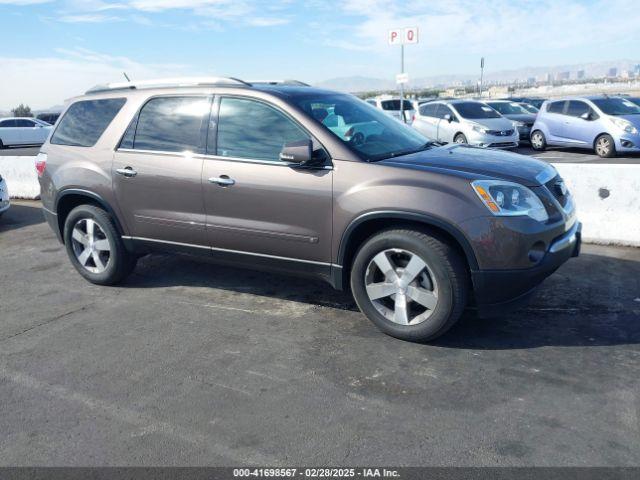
[489,142,517,148]
[487,129,514,136]
[545,175,569,208]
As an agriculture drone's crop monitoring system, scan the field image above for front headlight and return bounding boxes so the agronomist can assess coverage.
[610,117,638,135]
[471,123,489,134]
[471,180,549,222]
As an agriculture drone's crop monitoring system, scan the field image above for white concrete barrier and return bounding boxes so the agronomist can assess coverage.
[0,156,638,246]
[0,156,40,199]
[552,163,640,247]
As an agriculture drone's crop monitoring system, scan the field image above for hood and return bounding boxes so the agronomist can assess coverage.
[379,144,555,186]
[617,114,640,128]
[501,113,537,125]
[463,117,514,130]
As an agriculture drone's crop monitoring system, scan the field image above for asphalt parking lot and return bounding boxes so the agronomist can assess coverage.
[1,200,639,466]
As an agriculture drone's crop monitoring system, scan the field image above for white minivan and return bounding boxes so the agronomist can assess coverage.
[0,117,52,148]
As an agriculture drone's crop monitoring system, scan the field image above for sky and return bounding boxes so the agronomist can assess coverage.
[1,0,639,110]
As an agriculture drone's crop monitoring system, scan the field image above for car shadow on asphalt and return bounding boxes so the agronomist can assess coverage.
[0,202,45,233]
[125,250,640,350]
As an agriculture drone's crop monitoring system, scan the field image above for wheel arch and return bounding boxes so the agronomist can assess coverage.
[334,211,479,291]
[593,132,613,148]
[55,189,126,242]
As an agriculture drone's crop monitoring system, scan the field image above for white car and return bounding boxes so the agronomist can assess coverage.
[0,117,52,148]
[365,97,415,123]
[0,174,9,216]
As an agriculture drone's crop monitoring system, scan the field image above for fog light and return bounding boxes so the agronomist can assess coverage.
[621,140,634,148]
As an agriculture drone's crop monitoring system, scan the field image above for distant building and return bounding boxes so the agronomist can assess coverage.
[608,67,618,77]
[555,71,570,81]
[526,77,536,85]
[634,64,640,76]
[576,70,585,80]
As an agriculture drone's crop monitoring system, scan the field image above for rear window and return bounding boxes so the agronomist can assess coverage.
[51,98,126,147]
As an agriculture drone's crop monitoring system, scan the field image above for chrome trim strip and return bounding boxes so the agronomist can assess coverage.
[122,235,337,267]
[42,205,57,216]
[549,221,580,253]
[117,148,202,158]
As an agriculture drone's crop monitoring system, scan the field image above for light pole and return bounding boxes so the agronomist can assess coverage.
[479,57,485,98]
[388,27,418,123]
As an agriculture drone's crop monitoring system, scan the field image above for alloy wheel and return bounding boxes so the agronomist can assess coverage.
[364,248,439,325]
[71,218,111,274]
[531,132,544,149]
[596,137,611,156]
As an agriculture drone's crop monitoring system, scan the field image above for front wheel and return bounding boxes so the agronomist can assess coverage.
[595,134,616,158]
[454,133,468,144]
[350,229,469,342]
[530,130,546,151]
[63,204,137,285]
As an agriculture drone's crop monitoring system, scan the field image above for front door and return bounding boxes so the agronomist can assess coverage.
[112,95,212,246]
[202,96,333,270]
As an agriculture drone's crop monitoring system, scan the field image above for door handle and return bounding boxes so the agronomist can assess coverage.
[208,176,235,187]
[115,167,137,177]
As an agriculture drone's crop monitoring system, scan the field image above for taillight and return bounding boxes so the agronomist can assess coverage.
[35,153,47,177]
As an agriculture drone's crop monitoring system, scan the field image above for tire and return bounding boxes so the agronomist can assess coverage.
[594,134,616,158]
[350,228,469,342]
[63,204,136,285]
[530,130,546,151]
[454,133,467,144]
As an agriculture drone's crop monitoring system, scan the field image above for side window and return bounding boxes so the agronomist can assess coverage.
[438,105,455,120]
[419,103,438,117]
[547,101,566,114]
[215,97,310,162]
[566,101,590,117]
[16,119,35,127]
[0,120,17,128]
[132,96,210,153]
[51,98,126,147]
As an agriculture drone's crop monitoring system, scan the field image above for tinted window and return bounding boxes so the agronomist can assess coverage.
[453,102,501,119]
[51,98,126,147]
[132,96,210,153]
[591,98,640,116]
[566,101,591,117]
[15,119,36,127]
[0,120,17,128]
[487,102,529,115]
[381,100,413,111]
[547,101,565,114]
[419,103,439,117]
[216,97,309,162]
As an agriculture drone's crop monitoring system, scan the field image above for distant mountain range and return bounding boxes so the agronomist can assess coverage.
[315,59,640,92]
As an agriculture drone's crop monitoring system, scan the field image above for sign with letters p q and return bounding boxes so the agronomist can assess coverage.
[388,27,419,45]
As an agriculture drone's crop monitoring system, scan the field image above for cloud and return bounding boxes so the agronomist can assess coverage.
[0,48,195,110]
[58,13,123,22]
[0,0,51,4]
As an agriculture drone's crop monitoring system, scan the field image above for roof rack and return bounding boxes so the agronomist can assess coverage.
[249,80,310,87]
[85,76,251,94]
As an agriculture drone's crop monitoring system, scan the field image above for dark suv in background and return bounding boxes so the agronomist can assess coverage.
[38,77,581,342]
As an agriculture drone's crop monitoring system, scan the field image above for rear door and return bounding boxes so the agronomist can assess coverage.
[412,103,439,139]
[0,119,19,146]
[113,95,211,246]
[202,95,333,270]
[544,101,567,142]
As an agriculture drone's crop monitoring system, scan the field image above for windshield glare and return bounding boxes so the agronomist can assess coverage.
[488,102,529,115]
[592,98,640,116]
[294,93,431,161]
[453,102,502,119]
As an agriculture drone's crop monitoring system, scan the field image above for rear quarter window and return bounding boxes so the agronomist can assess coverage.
[51,98,126,147]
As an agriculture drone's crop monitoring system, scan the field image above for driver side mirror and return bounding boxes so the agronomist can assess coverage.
[279,139,313,164]
[444,114,453,123]
[580,112,593,121]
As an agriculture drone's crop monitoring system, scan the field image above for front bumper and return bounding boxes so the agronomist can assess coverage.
[467,131,519,149]
[472,221,581,317]
[0,184,9,213]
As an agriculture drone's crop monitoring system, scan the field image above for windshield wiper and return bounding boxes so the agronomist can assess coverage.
[370,141,437,162]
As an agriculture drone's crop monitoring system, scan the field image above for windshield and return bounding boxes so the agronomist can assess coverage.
[591,98,640,116]
[293,93,432,161]
[454,102,502,119]
[488,102,530,115]
[520,103,539,113]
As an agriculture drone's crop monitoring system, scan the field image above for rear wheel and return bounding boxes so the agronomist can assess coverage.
[530,130,546,151]
[595,134,616,158]
[350,229,468,342]
[454,133,467,144]
[63,204,136,285]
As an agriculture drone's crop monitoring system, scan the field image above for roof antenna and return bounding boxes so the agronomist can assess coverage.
[123,72,131,82]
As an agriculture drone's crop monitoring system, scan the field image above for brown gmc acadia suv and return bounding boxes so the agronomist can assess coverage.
[38,77,581,342]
